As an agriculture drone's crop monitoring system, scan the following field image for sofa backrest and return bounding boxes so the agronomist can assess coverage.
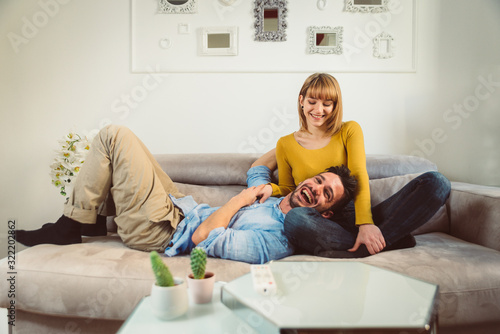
[154,153,438,186]
[365,154,437,179]
[155,153,260,186]
[155,153,447,235]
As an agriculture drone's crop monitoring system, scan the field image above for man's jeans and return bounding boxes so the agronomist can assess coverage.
[284,171,451,254]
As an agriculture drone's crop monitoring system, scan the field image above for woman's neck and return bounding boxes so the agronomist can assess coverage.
[298,126,330,140]
[295,128,332,150]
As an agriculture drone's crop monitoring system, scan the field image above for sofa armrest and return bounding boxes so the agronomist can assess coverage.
[447,181,500,252]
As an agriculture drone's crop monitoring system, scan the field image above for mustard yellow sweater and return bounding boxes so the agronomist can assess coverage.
[271,121,374,225]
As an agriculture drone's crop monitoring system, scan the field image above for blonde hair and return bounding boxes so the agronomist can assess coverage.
[298,73,343,136]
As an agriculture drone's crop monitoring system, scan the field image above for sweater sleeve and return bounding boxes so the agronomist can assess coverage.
[270,136,296,197]
[344,121,374,225]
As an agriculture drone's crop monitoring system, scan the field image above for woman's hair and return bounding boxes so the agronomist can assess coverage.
[298,73,343,136]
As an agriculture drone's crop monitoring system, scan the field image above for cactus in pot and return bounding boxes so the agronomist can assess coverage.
[190,247,207,279]
[150,251,175,287]
[149,251,188,320]
[187,247,215,304]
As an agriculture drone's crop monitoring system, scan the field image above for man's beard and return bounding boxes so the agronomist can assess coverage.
[289,191,300,209]
[289,184,314,209]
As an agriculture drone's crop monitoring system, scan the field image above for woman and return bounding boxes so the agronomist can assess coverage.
[254,73,450,257]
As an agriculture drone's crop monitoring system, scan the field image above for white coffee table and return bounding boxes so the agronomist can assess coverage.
[222,261,439,333]
[117,282,258,334]
[119,261,439,334]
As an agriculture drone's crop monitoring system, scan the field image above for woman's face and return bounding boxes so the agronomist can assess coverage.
[300,94,335,130]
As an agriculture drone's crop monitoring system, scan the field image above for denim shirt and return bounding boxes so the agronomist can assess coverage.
[164,166,293,264]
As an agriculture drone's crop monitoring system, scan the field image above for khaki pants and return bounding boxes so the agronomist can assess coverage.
[63,125,185,252]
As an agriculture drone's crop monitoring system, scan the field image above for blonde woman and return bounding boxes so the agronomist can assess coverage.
[253,73,450,257]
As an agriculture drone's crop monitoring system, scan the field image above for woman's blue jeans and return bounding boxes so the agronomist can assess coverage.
[283,171,451,255]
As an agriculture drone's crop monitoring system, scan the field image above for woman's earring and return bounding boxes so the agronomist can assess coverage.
[301,105,304,109]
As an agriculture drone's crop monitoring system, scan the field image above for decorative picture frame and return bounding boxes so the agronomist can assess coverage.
[159,38,172,49]
[344,0,388,13]
[317,0,328,11]
[254,0,288,42]
[178,23,190,34]
[218,0,237,5]
[373,32,394,59]
[308,26,343,55]
[158,0,197,14]
[200,27,238,56]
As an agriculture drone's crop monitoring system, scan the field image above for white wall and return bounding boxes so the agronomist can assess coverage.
[132,0,416,72]
[1,0,499,240]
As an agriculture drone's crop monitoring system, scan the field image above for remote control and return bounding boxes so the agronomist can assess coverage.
[250,265,277,296]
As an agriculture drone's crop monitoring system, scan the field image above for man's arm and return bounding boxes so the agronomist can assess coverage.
[191,184,266,245]
[248,149,277,203]
[199,229,293,264]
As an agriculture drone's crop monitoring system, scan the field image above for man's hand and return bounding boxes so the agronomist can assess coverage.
[348,224,386,255]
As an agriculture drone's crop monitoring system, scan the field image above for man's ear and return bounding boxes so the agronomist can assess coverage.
[321,210,333,219]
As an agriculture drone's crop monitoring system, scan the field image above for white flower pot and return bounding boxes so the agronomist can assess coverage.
[150,277,188,320]
[187,272,215,304]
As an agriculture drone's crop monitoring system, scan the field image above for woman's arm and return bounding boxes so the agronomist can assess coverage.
[344,121,385,254]
[271,137,296,196]
[345,121,373,225]
[250,138,297,199]
[251,148,277,170]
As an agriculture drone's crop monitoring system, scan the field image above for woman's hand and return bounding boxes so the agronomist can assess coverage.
[192,184,266,245]
[232,184,267,207]
[255,184,273,203]
[348,224,386,255]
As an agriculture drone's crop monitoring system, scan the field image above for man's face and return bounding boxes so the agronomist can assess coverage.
[289,172,345,217]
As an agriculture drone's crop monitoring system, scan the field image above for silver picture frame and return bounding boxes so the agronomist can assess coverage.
[158,0,197,14]
[254,0,288,42]
[345,0,389,13]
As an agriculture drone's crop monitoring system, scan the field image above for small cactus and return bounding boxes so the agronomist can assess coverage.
[150,251,175,287]
[190,247,207,279]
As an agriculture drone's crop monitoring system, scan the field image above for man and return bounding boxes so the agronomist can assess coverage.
[16,125,357,264]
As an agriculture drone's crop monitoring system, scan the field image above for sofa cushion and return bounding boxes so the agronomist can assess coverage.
[0,236,250,321]
[174,182,244,207]
[369,173,450,235]
[155,153,260,186]
[280,232,500,327]
[366,154,438,180]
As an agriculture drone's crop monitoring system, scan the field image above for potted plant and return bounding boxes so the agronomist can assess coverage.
[149,251,188,320]
[186,247,215,304]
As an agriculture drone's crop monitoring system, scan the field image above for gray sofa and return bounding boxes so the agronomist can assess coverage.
[2,154,500,334]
